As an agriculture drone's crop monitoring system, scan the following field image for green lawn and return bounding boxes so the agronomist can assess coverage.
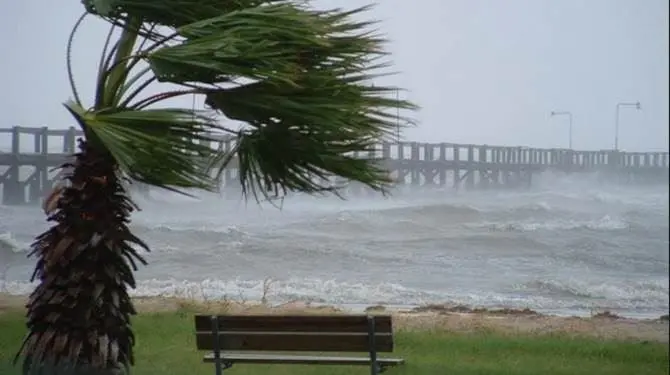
[1,310,667,375]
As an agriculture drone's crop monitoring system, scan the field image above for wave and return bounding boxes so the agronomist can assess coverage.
[2,278,441,306]
[374,202,483,217]
[0,232,28,254]
[3,276,667,318]
[351,195,648,224]
[286,201,577,235]
[133,223,250,237]
[368,200,575,218]
[0,233,30,287]
[517,279,669,306]
[465,215,630,233]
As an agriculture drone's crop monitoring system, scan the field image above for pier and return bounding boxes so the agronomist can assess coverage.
[1,126,668,205]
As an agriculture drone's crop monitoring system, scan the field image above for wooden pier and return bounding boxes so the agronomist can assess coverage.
[1,126,668,205]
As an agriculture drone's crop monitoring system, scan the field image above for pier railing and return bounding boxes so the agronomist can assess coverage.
[1,126,668,205]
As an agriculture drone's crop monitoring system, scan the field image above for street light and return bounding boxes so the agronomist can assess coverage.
[550,110,573,149]
[395,88,401,143]
[614,101,641,150]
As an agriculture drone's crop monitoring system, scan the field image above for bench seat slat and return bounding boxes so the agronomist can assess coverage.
[194,315,392,333]
[203,353,405,366]
[196,331,394,352]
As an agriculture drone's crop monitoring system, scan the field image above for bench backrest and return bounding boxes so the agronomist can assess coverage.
[194,315,394,352]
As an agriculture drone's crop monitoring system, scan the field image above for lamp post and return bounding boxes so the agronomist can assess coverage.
[550,110,573,149]
[395,88,401,143]
[614,101,641,151]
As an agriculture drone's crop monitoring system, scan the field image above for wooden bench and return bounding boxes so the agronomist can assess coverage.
[194,314,404,374]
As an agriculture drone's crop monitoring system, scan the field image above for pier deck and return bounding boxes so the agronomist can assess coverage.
[1,126,668,205]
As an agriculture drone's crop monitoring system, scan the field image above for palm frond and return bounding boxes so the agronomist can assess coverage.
[203,72,415,198]
[234,125,390,200]
[83,0,288,25]
[82,0,290,40]
[146,4,364,85]
[64,100,234,196]
[75,1,417,197]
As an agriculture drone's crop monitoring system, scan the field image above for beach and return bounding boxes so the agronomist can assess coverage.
[1,293,668,343]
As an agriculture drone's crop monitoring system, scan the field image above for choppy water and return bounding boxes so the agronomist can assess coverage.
[1,172,668,318]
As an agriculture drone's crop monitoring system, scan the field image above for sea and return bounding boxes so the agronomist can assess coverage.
[1,172,668,319]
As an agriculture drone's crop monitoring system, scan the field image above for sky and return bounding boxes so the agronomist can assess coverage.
[1,0,668,152]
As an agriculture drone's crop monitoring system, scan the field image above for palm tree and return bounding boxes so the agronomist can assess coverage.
[14,0,415,374]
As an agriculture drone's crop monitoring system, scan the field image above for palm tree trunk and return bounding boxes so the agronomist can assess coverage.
[16,138,148,375]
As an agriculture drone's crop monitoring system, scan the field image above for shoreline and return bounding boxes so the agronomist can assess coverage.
[309,302,670,321]
[2,293,668,343]
[2,281,667,322]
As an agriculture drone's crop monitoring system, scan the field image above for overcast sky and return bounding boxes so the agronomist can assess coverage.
[1,0,668,152]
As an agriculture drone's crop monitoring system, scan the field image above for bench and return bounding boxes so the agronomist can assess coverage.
[194,314,404,374]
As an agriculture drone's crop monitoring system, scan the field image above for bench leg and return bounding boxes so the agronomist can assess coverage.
[367,316,379,375]
[214,359,222,375]
[214,360,233,374]
[211,316,223,375]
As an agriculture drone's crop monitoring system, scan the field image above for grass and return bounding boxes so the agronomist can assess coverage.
[0,309,668,375]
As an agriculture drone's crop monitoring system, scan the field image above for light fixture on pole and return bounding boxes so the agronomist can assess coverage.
[550,110,573,149]
[614,101,641,151]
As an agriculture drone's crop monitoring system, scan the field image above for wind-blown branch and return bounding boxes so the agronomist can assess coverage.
[104,17,142,107]
[66,12,88,106]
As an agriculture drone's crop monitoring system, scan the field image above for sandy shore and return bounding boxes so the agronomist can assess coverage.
[1,293,668,343]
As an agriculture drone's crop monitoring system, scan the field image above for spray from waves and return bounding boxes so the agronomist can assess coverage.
[124,199,651,249]
[116,184,669,238]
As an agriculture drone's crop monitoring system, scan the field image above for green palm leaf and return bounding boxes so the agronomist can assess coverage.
[84,0,286,29]
[64,101,233,195]
[79,0,416,198]
[146,4,379,84]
